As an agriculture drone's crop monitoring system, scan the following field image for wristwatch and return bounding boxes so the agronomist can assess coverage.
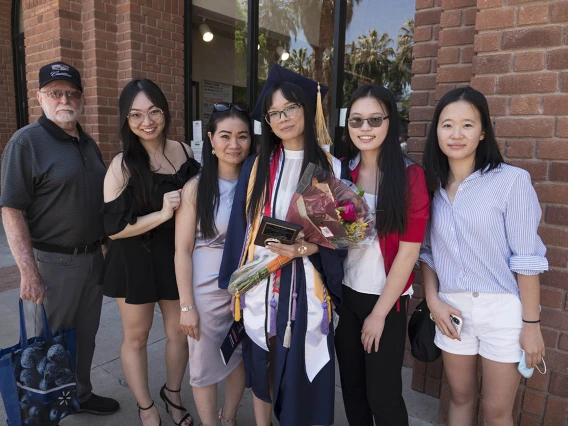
[297,244,308,255]
[180,305,196,312]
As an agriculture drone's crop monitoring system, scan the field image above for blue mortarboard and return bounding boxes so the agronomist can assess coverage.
[251,64,328,122]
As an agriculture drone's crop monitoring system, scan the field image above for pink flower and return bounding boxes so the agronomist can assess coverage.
[338,202,357,222]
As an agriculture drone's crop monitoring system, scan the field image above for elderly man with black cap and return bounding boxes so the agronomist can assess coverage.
[0,62,119,417]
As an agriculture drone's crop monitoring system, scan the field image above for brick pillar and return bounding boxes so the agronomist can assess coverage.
[117,1,186,145]
[0,0,17,154]
[436,0,476,97]
[475,1,568,424]
[407,0,441,165]
[22,0,74,120]
[82,0,119,162]
[21,0,186,163]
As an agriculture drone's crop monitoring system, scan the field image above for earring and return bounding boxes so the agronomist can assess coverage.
[212,149,216,155]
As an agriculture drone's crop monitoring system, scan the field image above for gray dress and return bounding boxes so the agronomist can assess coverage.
[188,178,242,387]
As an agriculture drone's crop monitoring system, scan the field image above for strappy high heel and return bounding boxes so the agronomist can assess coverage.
[159,384,193,426]
[138,401,161,426]
[218,407,238,425]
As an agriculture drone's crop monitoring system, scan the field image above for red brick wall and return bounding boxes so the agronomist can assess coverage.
[116,1,186,151]
[0,0,18,155]
[410,1,568,424]
[20,0,186,163]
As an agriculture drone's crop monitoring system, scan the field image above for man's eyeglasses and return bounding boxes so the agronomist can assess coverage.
[40,89,82,100]
[264,103,302,124]
[347,116,389,129]
[213,103,249,113]
[127,108,165,125]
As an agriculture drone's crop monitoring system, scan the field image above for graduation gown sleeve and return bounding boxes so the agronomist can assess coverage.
[219,154,257,289]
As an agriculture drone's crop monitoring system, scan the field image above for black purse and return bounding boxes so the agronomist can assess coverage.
[408,299,441,362]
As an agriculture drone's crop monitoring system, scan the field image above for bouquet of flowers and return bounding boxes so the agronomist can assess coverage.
[228,253,290,296]
[286,162,375,249]
[227,163,375,301]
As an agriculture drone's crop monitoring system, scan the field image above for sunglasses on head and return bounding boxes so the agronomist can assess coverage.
[213,102,249,113]
[347,116,389,128]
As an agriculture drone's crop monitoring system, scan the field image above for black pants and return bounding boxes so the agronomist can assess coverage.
[335,285,409,426]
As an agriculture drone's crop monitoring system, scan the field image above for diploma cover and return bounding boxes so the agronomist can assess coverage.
[253,216,302,247]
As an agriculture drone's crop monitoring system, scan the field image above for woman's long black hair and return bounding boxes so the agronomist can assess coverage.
[422,86,503,193]
[344,85,408,236]
[248,82,331,219]
[118,79,171,211]
[197,108,253,239]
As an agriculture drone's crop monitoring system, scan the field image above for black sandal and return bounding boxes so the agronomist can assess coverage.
[159,384,193,426]
[137,401,161,426]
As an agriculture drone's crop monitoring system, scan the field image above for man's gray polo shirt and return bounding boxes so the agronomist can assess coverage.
[0,115,107,247]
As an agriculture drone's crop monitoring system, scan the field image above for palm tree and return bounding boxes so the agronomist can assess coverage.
[285,48,313,77]
[389,19,414,97]
[349,30,395,86]
[290,0,361,83]
[258,0,298,40]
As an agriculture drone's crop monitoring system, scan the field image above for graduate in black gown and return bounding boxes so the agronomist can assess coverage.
[219,65,346,426]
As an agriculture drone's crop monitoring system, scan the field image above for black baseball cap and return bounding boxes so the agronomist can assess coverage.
[38,62,83,92]
[251,64,328,121]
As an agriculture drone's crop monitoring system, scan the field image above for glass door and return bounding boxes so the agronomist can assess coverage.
[257,0,335,133]
[342,0,415,139]
[190,0,248,160]
[12,0,28,129]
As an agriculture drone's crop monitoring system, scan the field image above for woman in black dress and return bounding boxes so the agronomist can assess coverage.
[102,79,199,426]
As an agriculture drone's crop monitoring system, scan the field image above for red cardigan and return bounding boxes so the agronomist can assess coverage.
[349,161,430,299]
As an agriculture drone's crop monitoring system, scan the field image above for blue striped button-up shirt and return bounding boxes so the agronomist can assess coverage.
[419,163,548,297]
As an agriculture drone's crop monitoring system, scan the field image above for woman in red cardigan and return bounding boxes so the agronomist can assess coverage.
[335,85,430,426]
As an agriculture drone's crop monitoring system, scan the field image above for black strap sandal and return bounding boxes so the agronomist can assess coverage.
[159,384,193,426]
[137,401,161,426]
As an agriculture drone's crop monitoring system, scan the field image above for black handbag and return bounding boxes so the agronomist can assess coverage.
[408,299,441,362]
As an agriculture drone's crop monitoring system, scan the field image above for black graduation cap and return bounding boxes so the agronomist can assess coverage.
[251,64,328,122]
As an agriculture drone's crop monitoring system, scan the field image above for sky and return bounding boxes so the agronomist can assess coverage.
[284,0,415,54]
[346,0,415,47]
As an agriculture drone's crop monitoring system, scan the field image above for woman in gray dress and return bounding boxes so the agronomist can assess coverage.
[175,103,252,426]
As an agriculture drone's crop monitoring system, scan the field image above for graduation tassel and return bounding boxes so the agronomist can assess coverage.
[321,288,329,335]
[283,261,295,348]
[327,294,332,323]
[270,298,277,336]
[291,261,297,321]
[315,82,333,147]
[234,292,241,322]
[283,321,292,348]
[240,293,246,308]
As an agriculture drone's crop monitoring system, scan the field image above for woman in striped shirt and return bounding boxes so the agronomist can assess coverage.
[420,87,547,426]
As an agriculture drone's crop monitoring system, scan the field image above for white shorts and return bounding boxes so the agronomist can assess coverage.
[435,292,523,363]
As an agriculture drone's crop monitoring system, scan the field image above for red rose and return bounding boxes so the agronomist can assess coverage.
[338,202,357,222]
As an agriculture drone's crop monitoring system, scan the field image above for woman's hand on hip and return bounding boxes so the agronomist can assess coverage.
[180,309,200,341]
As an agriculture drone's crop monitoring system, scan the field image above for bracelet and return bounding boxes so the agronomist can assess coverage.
[180,305,196,312]
[522,318,540,324]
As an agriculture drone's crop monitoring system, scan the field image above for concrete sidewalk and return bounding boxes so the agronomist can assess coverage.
[0,222,440,426]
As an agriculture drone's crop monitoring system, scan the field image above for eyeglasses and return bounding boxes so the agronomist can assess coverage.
[264,103,302,124]
[213,102,249,113]
[40,89,82,100]
[127,108,165,125]
[347,116,389,128]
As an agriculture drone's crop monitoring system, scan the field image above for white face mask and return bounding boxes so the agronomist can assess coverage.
[517,351,546,378]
